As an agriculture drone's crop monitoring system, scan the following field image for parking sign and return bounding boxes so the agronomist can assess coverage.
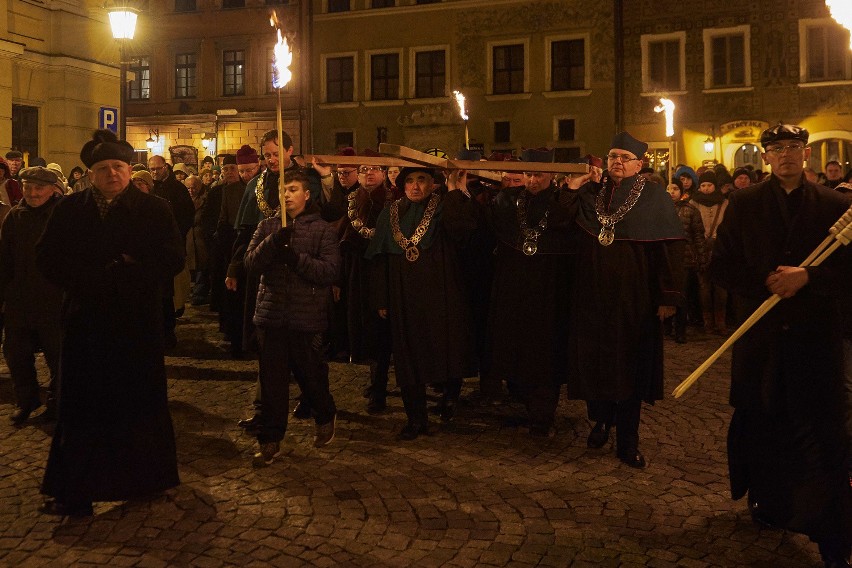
[99,107,118,134]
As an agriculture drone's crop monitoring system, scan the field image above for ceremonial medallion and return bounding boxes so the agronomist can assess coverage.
[516,192,549,256]
[594,176,646,247]
[522,241,538,256]
[405,245,420,262]
[598,226,615,246]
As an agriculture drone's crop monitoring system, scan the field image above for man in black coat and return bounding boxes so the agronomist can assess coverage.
[0,167,64,425]
[710,124,852,567]
[36,130,185,517]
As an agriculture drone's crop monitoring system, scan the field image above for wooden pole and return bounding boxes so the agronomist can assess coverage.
[277,89,286,228]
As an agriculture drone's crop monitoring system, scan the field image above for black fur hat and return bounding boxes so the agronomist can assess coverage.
[79,129,135,168]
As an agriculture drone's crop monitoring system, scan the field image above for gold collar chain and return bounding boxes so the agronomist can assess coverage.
[594,175,645,246]
[347,189,376,239]
[255,172,279,219]
[390,194,440,262]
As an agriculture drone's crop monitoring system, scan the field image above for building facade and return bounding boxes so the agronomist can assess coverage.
[0,0,124,171]
[124,0,310,166]
[310,0,616,160]
[621,0,852,175]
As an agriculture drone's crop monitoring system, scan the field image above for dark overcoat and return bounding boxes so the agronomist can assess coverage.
[709,175,852,542]
[37,185,185,503]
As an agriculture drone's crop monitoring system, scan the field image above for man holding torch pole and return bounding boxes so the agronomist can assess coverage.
[709,124,852,567]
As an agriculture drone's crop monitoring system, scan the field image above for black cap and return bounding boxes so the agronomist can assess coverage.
[759,124,809,148]
[4,150,22,160]
[222,154,237,165]
[396,166,436,185]
[80,129,135,168]
[610,132,648,159]
[698,170,717,186]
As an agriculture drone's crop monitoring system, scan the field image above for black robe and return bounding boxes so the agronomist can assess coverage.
[366,191,475,387]
[37,185,185,503]
[486,185,576,394]
[566,176,685,402]
[709,175,852,543]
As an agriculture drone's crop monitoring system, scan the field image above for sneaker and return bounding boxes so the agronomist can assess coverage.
[10,405,39,426]
[314,415,336,448]
[252,441,280,467]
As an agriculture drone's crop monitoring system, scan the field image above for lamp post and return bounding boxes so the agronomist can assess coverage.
[107,6,138,141]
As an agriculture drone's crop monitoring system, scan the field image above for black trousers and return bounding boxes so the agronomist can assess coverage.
[399,378,461,426]
[587,399,642,455]
[368,317,393,397]
[4,325,61,410]
[255,327,336,444]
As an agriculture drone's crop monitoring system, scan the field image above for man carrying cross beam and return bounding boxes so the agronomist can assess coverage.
[565,132,686,469]
[709,124,852,567]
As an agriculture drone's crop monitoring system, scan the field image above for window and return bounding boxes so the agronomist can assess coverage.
[492,44,524,94]
[557,119,575,141]
[223,50,245,96]
[326,56,354,103]
[335,131,354,149]
[175,0,195,11]
[641,32,685,92]
[414,50,445,98]
[327,0,349,12]
[175,53,197,98]
[128,57,150,101]
[222,0,244,7]
[370,53,399,100]
[734,144,761,170]
[801,20,852,82]
[494,121,510,144]
[702,26,750,89]
[371,0,394,6]
[551,39,585,91]
[11,104,38,160]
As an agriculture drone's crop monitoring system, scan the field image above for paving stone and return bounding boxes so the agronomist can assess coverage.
[0,307,826,566]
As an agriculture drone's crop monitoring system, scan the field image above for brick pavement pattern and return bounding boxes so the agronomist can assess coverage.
[0,307,825,567]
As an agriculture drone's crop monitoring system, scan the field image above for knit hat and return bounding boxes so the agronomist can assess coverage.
[396,166,436,185]
[609,132,648,159]
[80,129,134,168]
[131,169,154,189]
[236,145,259,164]
[698,170,717,186]
[46,163,67,183]
[732,167,753,183]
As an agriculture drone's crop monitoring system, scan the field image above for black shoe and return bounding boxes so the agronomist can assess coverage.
[164,333,178,349]
[36,402,57,423]
[238,415,262,432]
[397,422,430,441]
[439,398,457,423]
[748,500,776,529]
[10,405,38,426]
[618,451,646,469]
[366,396,386,415]
[40,500,93,517]
[292,401,312,420]
[819,541,851,568]
[586,421,611,448]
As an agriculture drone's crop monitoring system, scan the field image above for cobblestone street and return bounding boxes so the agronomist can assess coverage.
[0,306,824,567]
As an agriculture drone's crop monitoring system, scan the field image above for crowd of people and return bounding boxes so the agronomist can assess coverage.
[1,124,850,566]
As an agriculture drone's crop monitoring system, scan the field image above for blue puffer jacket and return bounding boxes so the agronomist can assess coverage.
[245,205,340,332]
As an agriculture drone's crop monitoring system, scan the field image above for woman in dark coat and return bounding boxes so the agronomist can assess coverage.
[36,130,185,516]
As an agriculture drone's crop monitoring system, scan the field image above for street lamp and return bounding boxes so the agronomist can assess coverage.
[107,5,138,141]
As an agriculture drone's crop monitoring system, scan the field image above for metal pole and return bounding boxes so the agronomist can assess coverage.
[119,40,127,141]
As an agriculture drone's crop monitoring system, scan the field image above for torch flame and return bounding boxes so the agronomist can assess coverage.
[270,12,292,90]
[826,0,852,50]
[453,90,468,121]
[654,97,675,138]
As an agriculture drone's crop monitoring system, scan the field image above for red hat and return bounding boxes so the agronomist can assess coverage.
[236,145,259,164]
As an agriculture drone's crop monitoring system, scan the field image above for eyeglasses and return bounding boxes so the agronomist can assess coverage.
[337,169,357,176]
[606,154,640,163]
[358,166,383,174]
[765,143,804,155]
